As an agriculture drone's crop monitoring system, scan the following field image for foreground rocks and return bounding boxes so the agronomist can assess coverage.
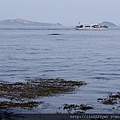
[1,78,120,114]
[0,78,87,109]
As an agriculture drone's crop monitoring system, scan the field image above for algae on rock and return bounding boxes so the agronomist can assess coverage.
[0,78,87,109]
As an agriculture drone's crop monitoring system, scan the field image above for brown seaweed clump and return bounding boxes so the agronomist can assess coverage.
[63,103,93,112]
[0,101,43,110]
[0,78,87,109]
[109,92,120,99]
[97,92,120,105]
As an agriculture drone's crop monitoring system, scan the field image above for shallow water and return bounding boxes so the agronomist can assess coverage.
[0,26,120,113]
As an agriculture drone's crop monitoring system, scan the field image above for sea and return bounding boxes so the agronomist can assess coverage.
[0,26,120,114]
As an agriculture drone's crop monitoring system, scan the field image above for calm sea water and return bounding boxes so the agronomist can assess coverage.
[0,26,120,113]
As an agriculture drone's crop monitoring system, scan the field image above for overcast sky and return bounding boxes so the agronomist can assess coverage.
[0,0,120,26]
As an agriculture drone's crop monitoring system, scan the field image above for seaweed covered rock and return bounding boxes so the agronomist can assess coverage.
[97,92,120,105]
[0,78,87,109]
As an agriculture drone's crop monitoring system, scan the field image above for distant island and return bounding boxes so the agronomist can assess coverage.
[98,21,117,27]
[0,19,62,26]
[0,19,118,27]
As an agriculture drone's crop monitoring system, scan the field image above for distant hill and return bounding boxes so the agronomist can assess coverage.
[0,19,62,26]
[99,21,117,27]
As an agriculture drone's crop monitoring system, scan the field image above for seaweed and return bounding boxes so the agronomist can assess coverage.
[63,103,93,112]
[0,78,87,109]
[79,104,93,111]
[97,92,120,105]
[0,101,43,110]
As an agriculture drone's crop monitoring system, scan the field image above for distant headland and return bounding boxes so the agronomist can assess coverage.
[98,21,117,27]
[0,19,63,26]
[0,19,118,27]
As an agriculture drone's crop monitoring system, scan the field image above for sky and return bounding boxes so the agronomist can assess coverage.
[0,0,120,26]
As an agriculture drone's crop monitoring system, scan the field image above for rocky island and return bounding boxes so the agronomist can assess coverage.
[99,21,117,27]
[0,18,62,26]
